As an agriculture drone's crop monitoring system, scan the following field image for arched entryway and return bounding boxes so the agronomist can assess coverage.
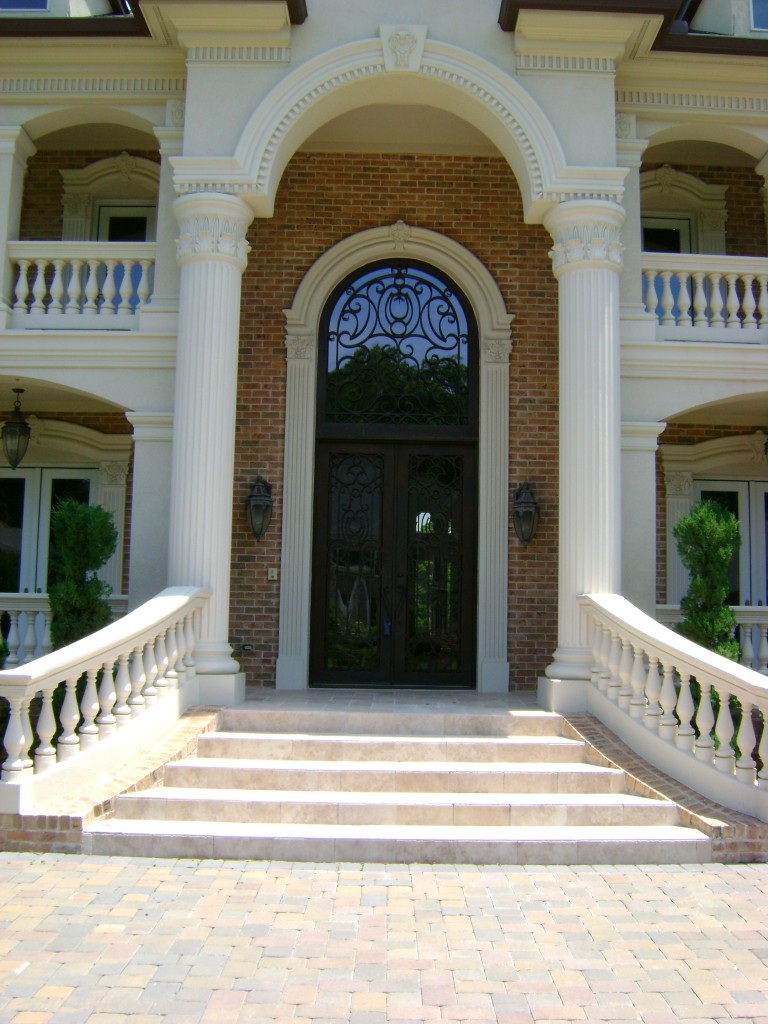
[275,223,513,692]
[310,260,479,688]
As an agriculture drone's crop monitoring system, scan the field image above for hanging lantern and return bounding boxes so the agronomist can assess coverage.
[246,477,274,541]
[2,388,31,471]
[512,482,539,547]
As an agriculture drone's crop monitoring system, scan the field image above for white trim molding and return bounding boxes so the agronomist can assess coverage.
[276,222,514,692]
[171,38,627,223]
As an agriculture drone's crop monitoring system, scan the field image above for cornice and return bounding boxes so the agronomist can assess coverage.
[0,71,185,100]
[0,331,176,370]
[621,340,768,382]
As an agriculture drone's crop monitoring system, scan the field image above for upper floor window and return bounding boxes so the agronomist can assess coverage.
[640,165,727,255]
[0,1,48,8]
[753,0,768,29]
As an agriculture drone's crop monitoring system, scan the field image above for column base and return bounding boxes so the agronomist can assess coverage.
[275,655,308,690]
[196,671,246,706]
[545,645,593,680]
[194,642,241,676]
[538,674,589,713]
[477,659,510,693]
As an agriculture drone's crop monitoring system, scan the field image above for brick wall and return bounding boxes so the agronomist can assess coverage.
[232,152,559,690]
[641,163,767,257]
[19,149,160,242]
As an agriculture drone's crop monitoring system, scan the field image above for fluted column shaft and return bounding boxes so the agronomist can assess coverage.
[168,192,253,676]
[544,200,625,681]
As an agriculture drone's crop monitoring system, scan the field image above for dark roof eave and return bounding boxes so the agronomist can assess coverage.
[0,0,307,39]
[498,0,768,55]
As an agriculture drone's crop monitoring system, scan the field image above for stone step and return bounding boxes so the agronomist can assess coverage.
[113,787,681,827]
[218,705,564,738]
[196,732,586,763]
[83,819,711,864]
[164,756,628,794]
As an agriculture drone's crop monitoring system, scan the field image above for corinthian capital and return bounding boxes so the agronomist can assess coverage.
[174,193,253,270]
[544,200,625,277]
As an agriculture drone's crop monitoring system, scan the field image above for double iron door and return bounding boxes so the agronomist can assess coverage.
[311,441,476,687]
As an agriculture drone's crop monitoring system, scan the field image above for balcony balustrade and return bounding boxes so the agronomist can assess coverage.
[8,241,155,328]
[641,254,768,338]
[0,593,128,666]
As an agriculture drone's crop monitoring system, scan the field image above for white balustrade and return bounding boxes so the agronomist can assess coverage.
[0,593,127,666]
[0,587,208,785]
[584,594,768,813]
[658,604,768,675]
[642,254,768,335]
[8,242,155,326]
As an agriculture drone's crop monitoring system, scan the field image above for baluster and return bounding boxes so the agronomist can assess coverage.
[708,272,724,326]
[658,663,678,741]
[1,694,33,778]
[643,269,657,317]
[659,271,676,325]
[741,620,756,670]
[184,612,197,670]
[96,658,117,736]
[593,622,606,688]
[741,274,758,328]
[735,701,757,784]
[40,609,52,657]
[57,676,81,761]
[629,647,647,719]
[757,274,768,328]
[128,645,146,715]
[68,258,84,313]
[724,272,740,327]
[644,656,662,730]
[15,613,29,665]
[142,638,158,704]
[758,625,768,675]
[694,678,715,762]
[83,259,100,314]
[675,672,696,752]
[12,258,31,311]
[138,259,152,308]
[30,259,49,312]
[34,687,57,773]
[618,640,633,711]
[48,259,66,315]
[101,260,117,315]
[5,612,20,666]
[692,271,708,325]
[154,631,169,693]
[713,687,735,773]
[676,270,692,325]
[78,667,100,750]
[112,652,132,725]
[116,260,133,315]
[758,711,768,787]
[597,626,611,692]
[607,632,622,702]
[165,624,180,690]
[172,619,187,689]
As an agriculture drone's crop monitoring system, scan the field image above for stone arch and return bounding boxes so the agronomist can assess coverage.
[173,38,626,222]
[275,222,514,692]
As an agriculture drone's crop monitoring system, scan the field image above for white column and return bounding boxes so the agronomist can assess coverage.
[621,421,666,615]
[0,127,35,328]
[168,192,253,697]
[125,412,173,610]
[543,200,625,694]
[141,113,184,331]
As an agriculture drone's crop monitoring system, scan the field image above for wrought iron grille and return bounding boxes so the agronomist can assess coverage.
[324,263,471,426]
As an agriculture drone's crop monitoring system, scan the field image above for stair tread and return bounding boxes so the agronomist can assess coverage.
[171,756,616,772]
[203,732,581,743]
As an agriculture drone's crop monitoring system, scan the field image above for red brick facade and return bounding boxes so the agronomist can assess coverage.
[232,152,560,690]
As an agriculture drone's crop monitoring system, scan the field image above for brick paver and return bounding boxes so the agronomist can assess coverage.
[1,856,768,1022]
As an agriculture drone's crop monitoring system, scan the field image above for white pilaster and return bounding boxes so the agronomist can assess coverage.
[141,115,184,331]
[168,191,253,693]
[544,199,625,686]
[663,469,694,604]
[616,121,654,335]
[0,127,35,328]
[757,153,768,256]
[621,421,666,615]
[125,412,173,610]
[97,461,129,598]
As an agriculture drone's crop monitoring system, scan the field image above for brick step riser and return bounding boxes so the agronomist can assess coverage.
[218,709,565,738]
[113,795,680,827]
[85,830,709,864]
[163,763,627,794]
[197,736,586,764]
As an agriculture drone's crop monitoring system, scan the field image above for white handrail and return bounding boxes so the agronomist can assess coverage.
[579,593,768,821]
[0,586,209,795]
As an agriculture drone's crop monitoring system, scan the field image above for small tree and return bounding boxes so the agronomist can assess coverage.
[673,498,741,660]
[48,498,118,649]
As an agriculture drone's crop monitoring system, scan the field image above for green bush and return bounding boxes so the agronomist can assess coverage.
[48,498,117,650]
[673,498,741,661]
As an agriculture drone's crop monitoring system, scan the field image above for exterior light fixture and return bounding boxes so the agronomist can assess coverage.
[512,482,539,547]
[246,476,274,541]
[2,388,31,471]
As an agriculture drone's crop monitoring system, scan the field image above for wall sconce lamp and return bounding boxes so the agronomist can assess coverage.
[2,388,31,471]
[246,476,274,541]
[512,482,539,547]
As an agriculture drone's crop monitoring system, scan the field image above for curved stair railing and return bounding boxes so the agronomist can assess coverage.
[0,586,209,814]
[580,594,768,822]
